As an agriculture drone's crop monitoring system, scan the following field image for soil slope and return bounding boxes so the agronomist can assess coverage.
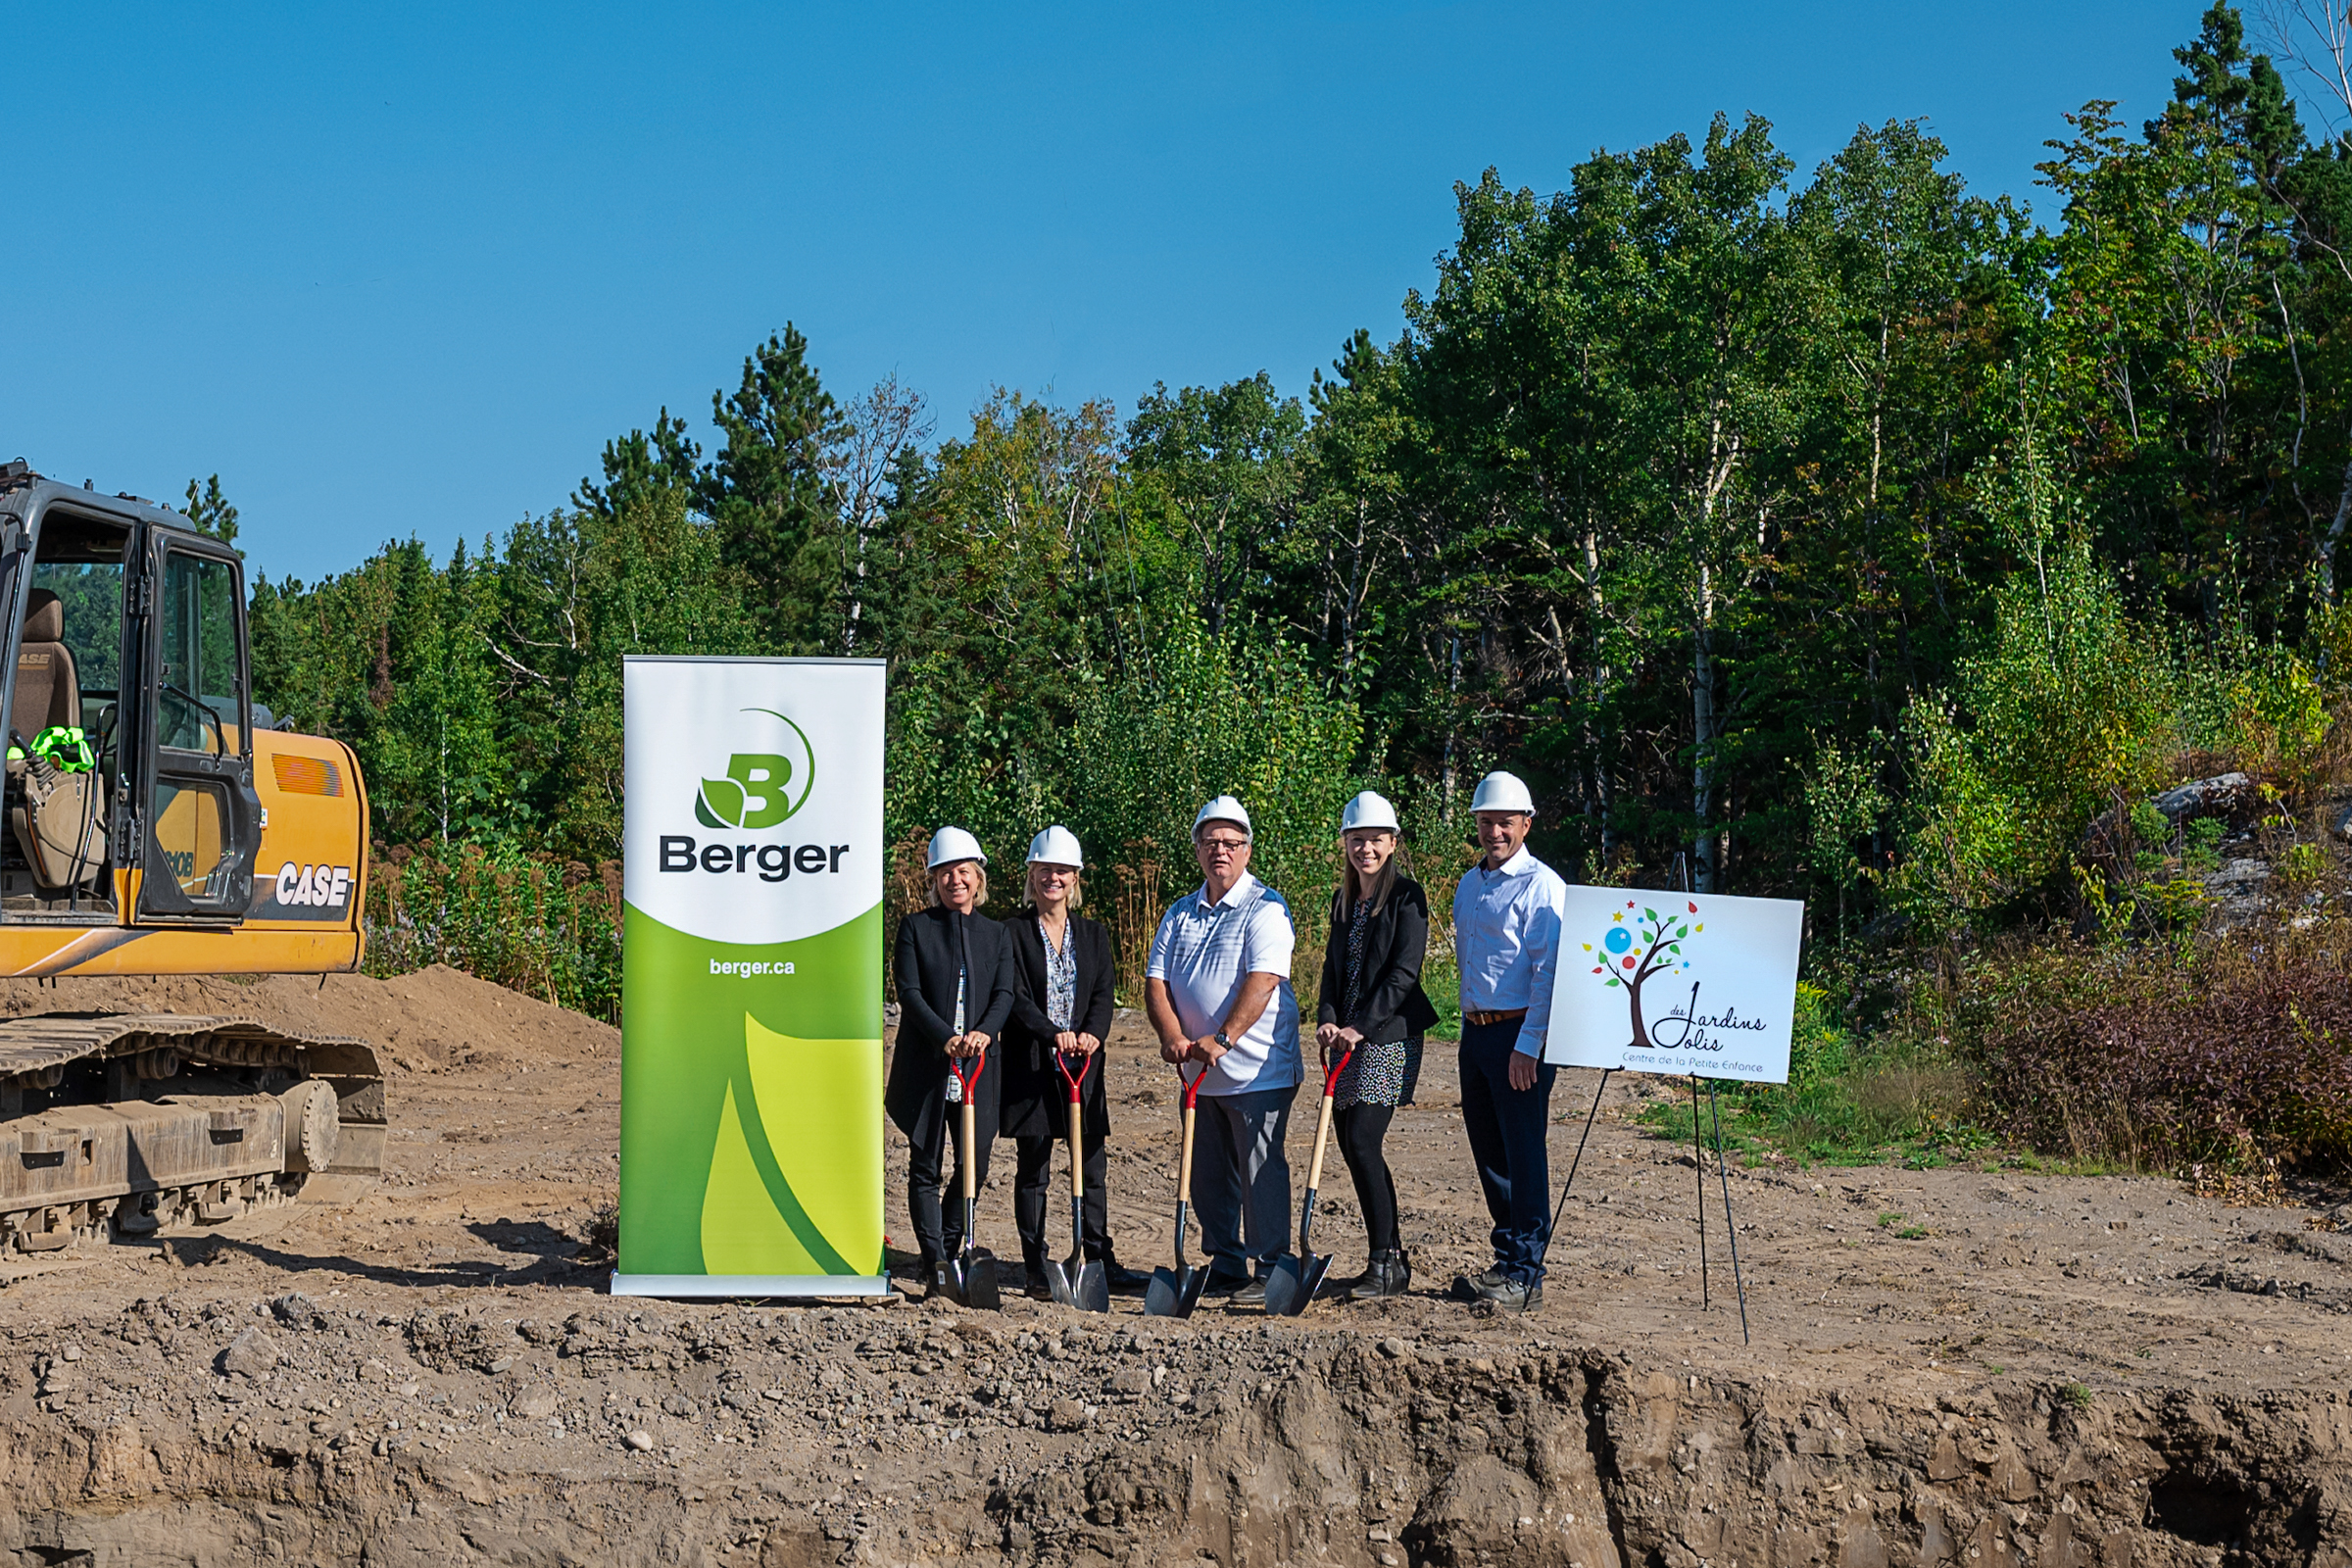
[0,969,2343,1566]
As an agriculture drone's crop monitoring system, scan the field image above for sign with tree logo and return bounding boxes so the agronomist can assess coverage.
[1542,886,1804,1082]
[615,657,887,1298]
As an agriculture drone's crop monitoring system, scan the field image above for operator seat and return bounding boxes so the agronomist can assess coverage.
[9,588,106,892]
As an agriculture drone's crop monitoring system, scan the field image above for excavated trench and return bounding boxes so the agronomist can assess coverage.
[0,1299,2346,1568]
[0,970,2344,1566]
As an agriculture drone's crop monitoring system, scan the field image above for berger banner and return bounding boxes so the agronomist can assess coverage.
[1542,887,1804,1084]
[614,656,888,1297]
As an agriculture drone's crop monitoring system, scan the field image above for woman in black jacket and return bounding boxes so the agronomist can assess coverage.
[886,826,1017,1287]
[1313,791,1439,1299]
[999,825,1149,1298]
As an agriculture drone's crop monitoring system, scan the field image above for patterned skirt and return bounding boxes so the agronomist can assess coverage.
[1333,1033,1423,1111]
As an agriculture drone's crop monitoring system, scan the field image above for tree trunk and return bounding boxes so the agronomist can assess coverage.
[1691,562,1719,894]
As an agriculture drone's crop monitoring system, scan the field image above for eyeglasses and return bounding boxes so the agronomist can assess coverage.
[1199,837,1249,854]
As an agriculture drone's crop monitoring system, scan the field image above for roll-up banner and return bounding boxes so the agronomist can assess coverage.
[614,656,888,1298]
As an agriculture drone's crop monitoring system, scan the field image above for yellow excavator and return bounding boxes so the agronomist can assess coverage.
[0,463,382,1254]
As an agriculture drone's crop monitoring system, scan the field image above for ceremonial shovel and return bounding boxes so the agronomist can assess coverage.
[933,1049,1002,1311]
[1263,1042,1355,1317]
[1042,1050,1109,1312]
[1144,1065,1208,1318]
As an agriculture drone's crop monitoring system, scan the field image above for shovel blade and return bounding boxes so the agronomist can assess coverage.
[931,1258,966,1306]
[1043,1258,1077,1307]
[1263,1252,1329,1317]
[1145,1264,1200,1318]
[960,1245,1003,1312]
[1074,1258,1110,1314]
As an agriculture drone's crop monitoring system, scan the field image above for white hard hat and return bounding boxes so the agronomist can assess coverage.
[1193,795,1252,838]
[926,826,987,869]
[1341,791,1399,833]
[1470,771,1537,815]
[1025,824,1084,866]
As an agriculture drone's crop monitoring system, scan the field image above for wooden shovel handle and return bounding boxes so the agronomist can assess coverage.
[1304,1085,1338,1198]
[959,1098,978,1202]
[1176,1103,1197,1206]
[1302,1045,1352,1197]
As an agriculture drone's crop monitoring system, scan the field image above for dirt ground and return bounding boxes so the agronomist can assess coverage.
[0,970,2346,1566]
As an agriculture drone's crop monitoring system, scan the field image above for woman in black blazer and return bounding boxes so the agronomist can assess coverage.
[999,826,1149,1297]
[887,826,1016,1284]
[1313,792,1440,1300]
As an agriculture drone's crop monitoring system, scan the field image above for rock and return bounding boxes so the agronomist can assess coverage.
[59,1344,82,1362]
[270,1293,326,1331]
[1048,1398,1087,1432]
[513,1388,560,1420]
[219,1328,280,1379]
[2155,772,2251,821]
[1379,1338,1409,1359]
[661,1395,699,1418]
[1107,1367,1152,1397]
[623,1429,654,1451]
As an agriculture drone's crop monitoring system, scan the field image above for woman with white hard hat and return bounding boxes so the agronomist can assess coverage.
[998,826,1149,1298]
[1310,790,1439,1299]
[886,826,1018,1293]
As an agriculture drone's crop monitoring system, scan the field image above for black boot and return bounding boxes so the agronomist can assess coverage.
[1347,1250,1410,1300]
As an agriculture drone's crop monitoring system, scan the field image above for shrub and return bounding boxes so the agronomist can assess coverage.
[1963,923,2352,1171]
[365,842,622,1020]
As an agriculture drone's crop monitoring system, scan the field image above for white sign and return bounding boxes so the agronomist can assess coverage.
[1542,887,1804,1083]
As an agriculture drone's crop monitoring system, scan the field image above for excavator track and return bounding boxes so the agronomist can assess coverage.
[0,1012,383,1254]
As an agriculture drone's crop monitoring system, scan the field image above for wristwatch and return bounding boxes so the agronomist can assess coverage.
[1212,1031,1233,1053]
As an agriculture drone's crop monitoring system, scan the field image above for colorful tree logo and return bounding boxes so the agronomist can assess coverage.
[1582,900,1704,1049]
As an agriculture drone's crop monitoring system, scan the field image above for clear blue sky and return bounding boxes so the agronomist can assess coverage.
[4,3,2208,582]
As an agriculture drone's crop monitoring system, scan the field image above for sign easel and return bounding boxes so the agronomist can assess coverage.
[1539,870,1803,1343]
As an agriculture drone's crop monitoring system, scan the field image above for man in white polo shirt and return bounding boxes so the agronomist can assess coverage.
[1145,795,1302,1306]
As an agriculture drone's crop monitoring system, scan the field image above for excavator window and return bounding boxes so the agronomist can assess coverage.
[3,514,129,911]
[157,554,242,757]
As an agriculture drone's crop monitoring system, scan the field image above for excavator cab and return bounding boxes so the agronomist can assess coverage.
[0,479,261,922]
[0,465,367,966]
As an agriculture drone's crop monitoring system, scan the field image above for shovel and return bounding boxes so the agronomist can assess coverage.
[930,1048,1002,1311]
[1042,1050,1110,1312]
[1263,1041,1356,1317]
[1144,1065,1208,1318]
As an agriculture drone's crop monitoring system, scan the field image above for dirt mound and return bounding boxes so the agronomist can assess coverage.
[0,962,615,1076]
[0,972,2339,1564]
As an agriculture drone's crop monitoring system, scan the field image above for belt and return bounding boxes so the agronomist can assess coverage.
[1462,1007,1528,1028]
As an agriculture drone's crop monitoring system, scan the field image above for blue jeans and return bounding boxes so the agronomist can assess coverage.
[1456,1018,1558,1285]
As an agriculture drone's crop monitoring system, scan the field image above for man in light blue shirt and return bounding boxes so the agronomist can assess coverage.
[1146,796,1302,1306]
[1448,770,1568,1311]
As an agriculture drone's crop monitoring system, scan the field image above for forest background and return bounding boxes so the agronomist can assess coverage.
[227,6,2352,1175]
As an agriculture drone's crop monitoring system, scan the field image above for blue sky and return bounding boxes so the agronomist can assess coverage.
[4,3,2206,581]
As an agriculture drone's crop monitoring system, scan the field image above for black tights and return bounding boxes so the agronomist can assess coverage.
[1335,1103,1398,1252]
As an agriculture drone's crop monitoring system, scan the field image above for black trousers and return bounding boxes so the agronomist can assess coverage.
[1013,1132,1110,1264]
[906,1097,998,1266]
[1336,1103,1399,1252]
[1456,1017,1558,1285]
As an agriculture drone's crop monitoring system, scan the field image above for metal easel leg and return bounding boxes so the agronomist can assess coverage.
[1544,1067,1615,1251]
[1691,1071,1709,1309]
[1705,1076,1751,1345]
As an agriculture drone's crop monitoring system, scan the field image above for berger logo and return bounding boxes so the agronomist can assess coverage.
[694,708,816,829]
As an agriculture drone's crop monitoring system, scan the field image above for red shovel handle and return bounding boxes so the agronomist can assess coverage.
[950,1043,988,1102]
[1320,1042,1357,1097]
[1054,1048,1090,1103]
[1174,1062,1204,1108]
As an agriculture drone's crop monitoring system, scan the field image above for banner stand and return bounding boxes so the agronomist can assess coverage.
[612,1275,892,1300]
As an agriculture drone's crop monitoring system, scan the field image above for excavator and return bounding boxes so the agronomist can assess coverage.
[0,463,382,1255]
